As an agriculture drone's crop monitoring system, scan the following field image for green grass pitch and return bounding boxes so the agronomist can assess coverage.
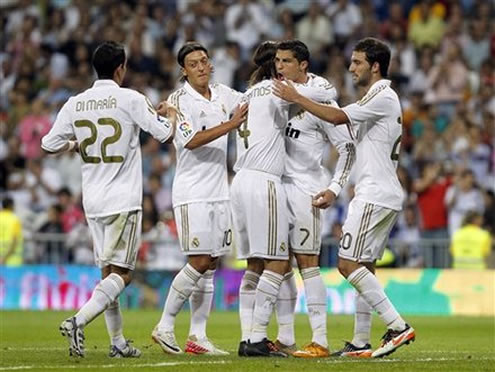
[0,311,493,371]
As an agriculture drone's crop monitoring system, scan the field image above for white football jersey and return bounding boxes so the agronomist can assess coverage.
[342,79,404,210]
[169,81,242,207]
[284,73,355,196]
[41,80,174,217]
[234,79,332,177]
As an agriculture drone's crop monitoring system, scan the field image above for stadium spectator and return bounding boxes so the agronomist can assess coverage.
[424,43,469,119]
[482,190,495,236]
[408,46,435,94]
[296,2,333,56]
[65,220,93,266]
[56,187,84,234]
[461,19,490,72]
[18,98,52,160]
[224,0,271,58]
[211,41,241,87]
[466,126,492,189]
[415,162,450,236]
[379,2,408,41]
[24,158,62,212]
[0,197,23,266]
[450,211,492,269]
[36,204,66,264]
[326,0,362,48]
[408,0,446,48]
[395,205,423,268]
[445,168,484,236]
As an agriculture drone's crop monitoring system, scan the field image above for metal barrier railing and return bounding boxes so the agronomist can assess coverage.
[4,232,462,268]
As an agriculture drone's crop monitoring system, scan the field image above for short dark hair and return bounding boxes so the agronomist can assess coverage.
[177,42,209,67]
[92,41,126,79]
[462,210,482,226]
[354,37,391,78]
[277,40,310,64]
[2,197,14,210]
[57,187,72,197]
[249,41,277,86]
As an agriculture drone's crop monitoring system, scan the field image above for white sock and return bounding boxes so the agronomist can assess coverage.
[251,270,283,343]
[157,264,203,332]
[301,267,328,348]
[189,269,215,339]
[347,267,406,331]
[239,270,260,342]
[351,292,372,348]
[104,300,127,349]
[276,270,297,346]
[75,273,125,328]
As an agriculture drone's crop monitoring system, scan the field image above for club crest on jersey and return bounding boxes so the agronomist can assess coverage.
[192,237,200,248]
[294,108,305,120]
[179,122,193,138]
[280,242,286,252]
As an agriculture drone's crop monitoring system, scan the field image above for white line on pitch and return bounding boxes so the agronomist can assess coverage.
[0,360,231,371]
[317,357,495,364]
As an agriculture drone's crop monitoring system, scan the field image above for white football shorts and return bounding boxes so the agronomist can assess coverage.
[87,210,142,270]
[284,181,322,255]
[339,199,398,263]
[174,201,232,257]
[231,169,289,260]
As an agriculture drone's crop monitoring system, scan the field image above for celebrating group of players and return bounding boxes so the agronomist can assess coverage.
[42,36,415,359]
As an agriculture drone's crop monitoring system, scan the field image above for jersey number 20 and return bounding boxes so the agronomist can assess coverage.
[75,118,124,164]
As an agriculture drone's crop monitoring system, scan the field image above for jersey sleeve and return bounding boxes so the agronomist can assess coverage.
[318,101,356,196]
[311,75,338,102]
[297,82,337,104]
[274,81,337,110]
[41,100,74,152]
[218,84,244,115]
[129,93,173,143]
[342,91,389,127]
[167,93,196,147]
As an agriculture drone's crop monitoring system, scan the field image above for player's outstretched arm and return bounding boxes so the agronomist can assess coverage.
[184,103,248,150]
[273,80,349,125]
[42,140,78,154]
[156,101,178,142]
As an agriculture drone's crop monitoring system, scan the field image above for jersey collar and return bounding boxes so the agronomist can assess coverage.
[93,79,120,88]
[184,81,218,102]
[366,79,391,93]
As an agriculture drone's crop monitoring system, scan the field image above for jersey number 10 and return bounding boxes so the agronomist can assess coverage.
[75,118,124,164]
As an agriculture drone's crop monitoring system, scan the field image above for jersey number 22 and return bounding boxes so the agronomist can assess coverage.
[75,118,124,164]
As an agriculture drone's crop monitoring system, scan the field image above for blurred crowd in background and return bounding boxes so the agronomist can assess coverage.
[0,0,494,269]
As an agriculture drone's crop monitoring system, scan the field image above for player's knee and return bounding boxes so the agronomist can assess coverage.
[208,257,219,271]
[108,266,133,286]
[264,259,289,275]
[188,255,213,274]
[246,258,264,274]
[337,259,354,278]
[295,254,319,270]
